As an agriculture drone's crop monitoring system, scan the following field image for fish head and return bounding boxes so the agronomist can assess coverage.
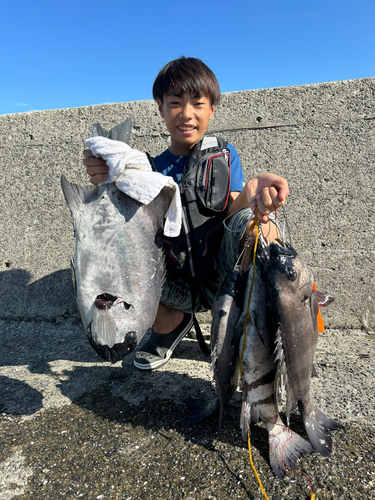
[267,240,316,319]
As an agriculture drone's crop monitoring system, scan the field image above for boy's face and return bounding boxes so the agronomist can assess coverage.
[157,92,215,156]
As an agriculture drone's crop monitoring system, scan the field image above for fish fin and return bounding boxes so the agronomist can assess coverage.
[312,284,334,307]
[250,406,260,424]
[61,175,97,223]
[274,325,295,423]
[240,398,252,441]
[302,406,343,457]
[253,312,266,346]
[70,258,77,294]
[211,337,221,364]
[180,398,219,426]
[159,250,166,286]
[274,327,287,407]
[240,385,260,442]
[92,123,109,137]
[268,423,314,478]
[311,290,326,333]
[273,325,284,365]
[146,186,175,228]
[109,118,132,144]
[91,308,117,349]
[311,363,319,378]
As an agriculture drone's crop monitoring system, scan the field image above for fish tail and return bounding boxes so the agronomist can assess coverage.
[180,398,219,426]
[268,420,315,478]
[240,390,261,441]
[302,406,343,457]
[240,399,251,441]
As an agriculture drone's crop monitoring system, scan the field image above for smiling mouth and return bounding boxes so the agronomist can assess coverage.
[178,125,196,131]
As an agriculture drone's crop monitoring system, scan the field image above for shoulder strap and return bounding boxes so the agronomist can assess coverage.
[193,313,211,355]
[146,152,157,172]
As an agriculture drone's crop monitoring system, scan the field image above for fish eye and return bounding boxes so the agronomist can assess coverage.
[286,267,297,281]
[125,332,137,345]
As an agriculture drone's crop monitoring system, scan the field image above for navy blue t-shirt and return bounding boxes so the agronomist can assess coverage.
[153,143,245,192]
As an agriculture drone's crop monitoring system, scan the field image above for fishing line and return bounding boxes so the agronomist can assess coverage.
[282,202,292,247]
[222,197,257,233]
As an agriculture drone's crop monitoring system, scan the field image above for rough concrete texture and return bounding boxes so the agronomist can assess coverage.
[0,319,375,499]
[0,78,374,328]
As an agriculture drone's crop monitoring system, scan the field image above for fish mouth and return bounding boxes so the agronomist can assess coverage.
[269,239,297,259]
[87,322,138,363]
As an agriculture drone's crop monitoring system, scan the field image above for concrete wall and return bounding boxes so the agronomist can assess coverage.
[1,78,374,329]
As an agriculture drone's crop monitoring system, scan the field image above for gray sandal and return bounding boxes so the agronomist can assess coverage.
[133,313,193,370]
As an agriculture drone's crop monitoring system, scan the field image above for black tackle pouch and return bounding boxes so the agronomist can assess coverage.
[181,137,231,218]
[195,147,231,215]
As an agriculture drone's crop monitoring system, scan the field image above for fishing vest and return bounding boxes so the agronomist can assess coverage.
[157,137,231,310]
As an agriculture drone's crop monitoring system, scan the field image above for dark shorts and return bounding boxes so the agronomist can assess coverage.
[160,208,256,312]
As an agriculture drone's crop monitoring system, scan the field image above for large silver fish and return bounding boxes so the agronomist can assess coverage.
[240,247,314,478]
[61,119,174,363]
[266,240,342,456]
[182,267,245,430]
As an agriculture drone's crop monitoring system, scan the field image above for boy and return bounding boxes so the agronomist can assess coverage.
[83,56,289,371]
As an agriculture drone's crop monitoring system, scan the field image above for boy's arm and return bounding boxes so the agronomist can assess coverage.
[83,150,109,185]
[227,173,289,224]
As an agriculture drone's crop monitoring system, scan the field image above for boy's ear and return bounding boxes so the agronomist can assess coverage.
[209,105,215,120]
[157,99,164,118]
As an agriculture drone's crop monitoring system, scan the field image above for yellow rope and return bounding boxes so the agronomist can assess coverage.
[247,429,271,500]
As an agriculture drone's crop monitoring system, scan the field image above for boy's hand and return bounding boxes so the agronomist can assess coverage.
[83,149,109,185]
[247,173,289,223]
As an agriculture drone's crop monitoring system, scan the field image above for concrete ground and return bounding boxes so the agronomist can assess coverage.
[0,318,374,500]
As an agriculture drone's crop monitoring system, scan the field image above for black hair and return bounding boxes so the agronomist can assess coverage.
[152,56,221,106]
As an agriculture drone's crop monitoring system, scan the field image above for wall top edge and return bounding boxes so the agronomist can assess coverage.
[1,77,373,119]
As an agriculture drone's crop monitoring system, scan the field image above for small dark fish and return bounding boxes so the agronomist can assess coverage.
[61,119,174,363]
[240,248,314,478]
[266,240,342,456]
[182,267,245,430]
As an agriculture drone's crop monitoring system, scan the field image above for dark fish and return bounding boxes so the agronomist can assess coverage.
[266,239,342,456]
[240,248,314,478]
[61,119,174,363]
[182,267,245,430]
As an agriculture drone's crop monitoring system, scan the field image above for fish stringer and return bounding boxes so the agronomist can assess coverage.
[239,210,315,500]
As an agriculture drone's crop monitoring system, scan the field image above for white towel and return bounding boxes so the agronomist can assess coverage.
[85,136,182,237]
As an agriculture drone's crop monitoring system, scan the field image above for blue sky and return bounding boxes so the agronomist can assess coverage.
[1,0,374,115]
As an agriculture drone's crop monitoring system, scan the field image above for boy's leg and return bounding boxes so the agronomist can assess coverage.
[153,303,184,333]
[134,280,196,371]
[133,304,193,370]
